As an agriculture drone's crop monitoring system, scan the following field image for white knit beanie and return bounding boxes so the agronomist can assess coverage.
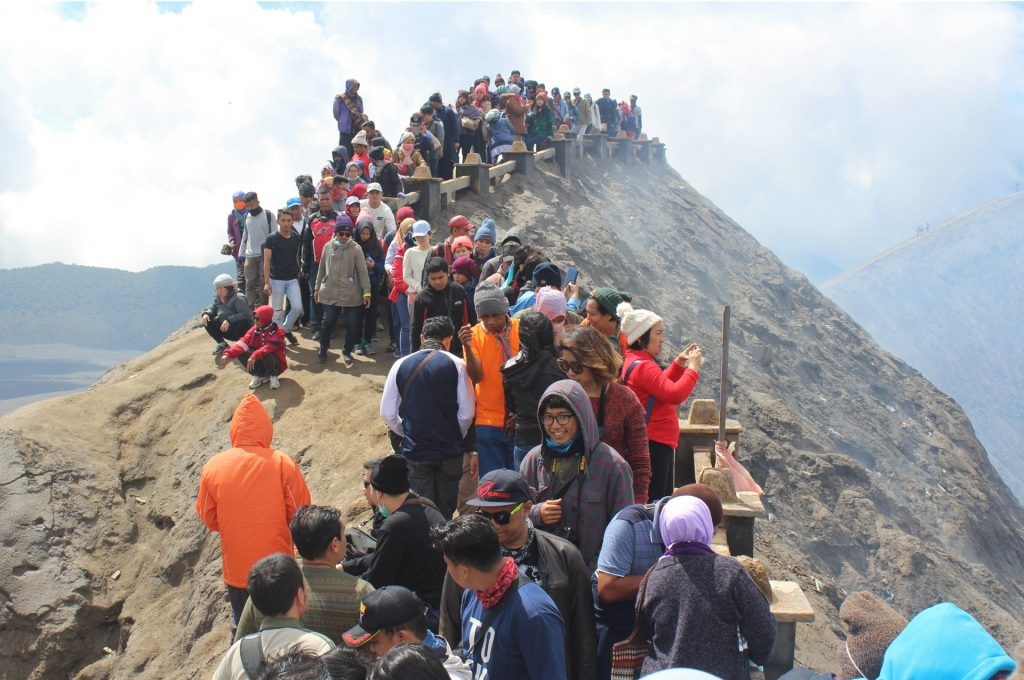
[618,302,662,345]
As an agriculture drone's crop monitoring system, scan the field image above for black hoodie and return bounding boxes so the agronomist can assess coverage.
[501,312,567,446]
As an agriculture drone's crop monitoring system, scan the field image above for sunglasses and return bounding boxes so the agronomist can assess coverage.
[477,502,525,525]
[556,358,583,374]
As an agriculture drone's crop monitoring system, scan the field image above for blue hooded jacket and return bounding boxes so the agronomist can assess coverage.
[877,603,1015,680]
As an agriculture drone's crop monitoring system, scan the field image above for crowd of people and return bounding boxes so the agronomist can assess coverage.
[195,74,1021,680]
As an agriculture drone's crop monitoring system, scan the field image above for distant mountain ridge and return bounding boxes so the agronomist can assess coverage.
[1,261,236,350]
[822,192,1024,497]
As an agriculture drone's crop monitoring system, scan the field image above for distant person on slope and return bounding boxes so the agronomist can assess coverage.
[334,78,364,151]
[618,303,702,501]
[630,95,642,138]
[196,394,311,634]
[263,209,303,346]
[219,304,288,390]
[226,191,247,292]
[596,89,619,136]
[201,274,252,359]
[241,191,275,308]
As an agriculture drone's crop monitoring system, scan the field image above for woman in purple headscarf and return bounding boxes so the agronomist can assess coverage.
[638,496,777,679]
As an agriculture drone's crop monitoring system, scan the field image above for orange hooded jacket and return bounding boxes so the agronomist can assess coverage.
[196,394,311,588]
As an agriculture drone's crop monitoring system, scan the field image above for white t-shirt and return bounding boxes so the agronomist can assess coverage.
[359,200,397,239]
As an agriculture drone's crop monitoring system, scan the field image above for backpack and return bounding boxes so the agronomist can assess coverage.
[622,360,656,423]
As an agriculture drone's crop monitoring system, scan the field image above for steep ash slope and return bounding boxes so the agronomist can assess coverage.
[1,158,1021,678]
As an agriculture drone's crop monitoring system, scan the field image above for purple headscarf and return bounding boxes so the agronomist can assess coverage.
[659,496,714,557]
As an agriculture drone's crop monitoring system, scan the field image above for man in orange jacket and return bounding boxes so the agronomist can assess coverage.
[196,394,312,633]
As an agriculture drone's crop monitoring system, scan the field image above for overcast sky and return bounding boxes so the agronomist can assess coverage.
[1,2,1022,281]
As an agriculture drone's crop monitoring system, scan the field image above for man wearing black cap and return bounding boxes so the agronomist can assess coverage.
[344,456,447,630]
[439,470,596,680]
[343,586,471,679]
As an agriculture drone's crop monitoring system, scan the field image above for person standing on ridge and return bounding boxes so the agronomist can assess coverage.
[314,217,371,367]
[412,257,471,358]
[630,95,643,138]
[241,191,275,309]
[301,190,338,336]
[596,89,619,136]
[196,394,311,635]
[263,209,303,346]
[226,191,247,292]
[334,79,364,151]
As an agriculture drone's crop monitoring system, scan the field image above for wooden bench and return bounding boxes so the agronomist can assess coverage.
[764,581,815,680]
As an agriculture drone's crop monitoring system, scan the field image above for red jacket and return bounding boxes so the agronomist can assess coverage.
[196,395,311,587]
[621,349,699,447]
[309,213,337,264]
[223,322,288,374]
[388,242,409,302]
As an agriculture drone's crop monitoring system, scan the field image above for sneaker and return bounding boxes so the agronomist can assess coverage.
[285,332,299,346]
[248,376,265,389]
[212,342,228,356]
[354,344,365,356]
[385,341,396,353]
[268,376,280,390]
[317,350,327,364]
[343,352,354,368]
[364,343,376,356]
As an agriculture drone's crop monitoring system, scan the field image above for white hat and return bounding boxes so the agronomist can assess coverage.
[411,220,431,238]
[213,273,235,288]
[366,182,382,193]
[345,195,361,206]
[618,302,662,345]
[351,130,369,147]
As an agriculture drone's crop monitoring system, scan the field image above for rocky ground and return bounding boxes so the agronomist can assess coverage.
[1,155,1021,678]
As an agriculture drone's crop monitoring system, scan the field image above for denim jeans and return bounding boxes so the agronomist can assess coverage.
[476,425,515,476]
[321,304,363,354]
[269,278,303,332]
[395,292,411,356]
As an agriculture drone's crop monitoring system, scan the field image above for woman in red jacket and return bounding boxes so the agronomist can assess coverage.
[617,302,703,501]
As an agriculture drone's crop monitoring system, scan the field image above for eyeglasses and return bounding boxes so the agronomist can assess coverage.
[541,413,575,426]
[556,358,583,374]
[477,502,525,525]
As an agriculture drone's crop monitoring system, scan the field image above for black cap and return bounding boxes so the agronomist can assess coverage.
[342,586,424,647]
[242,191,258,202]
[410,113,423,125]
[466,469,535,507]
[371,456,409,495]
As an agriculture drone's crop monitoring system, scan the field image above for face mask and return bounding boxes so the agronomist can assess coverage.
[402,143,414,154]
[379,504,391,518]
[233,200,246,211]
[545,434,578,456]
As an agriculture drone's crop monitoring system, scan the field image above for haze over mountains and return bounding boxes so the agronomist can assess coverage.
[822,193,1024,498]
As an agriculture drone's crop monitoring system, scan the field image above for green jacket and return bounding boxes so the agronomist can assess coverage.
[527,105,556,139]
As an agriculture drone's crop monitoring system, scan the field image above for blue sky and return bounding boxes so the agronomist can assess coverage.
[5,2,1024,281]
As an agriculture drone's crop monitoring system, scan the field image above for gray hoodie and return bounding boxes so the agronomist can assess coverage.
[315,237,371,307]
[521,379,634,569]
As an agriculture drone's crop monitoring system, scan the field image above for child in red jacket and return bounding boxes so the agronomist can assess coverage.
[219,305,288,390]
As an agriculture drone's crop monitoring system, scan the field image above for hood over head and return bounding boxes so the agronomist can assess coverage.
[877,602,1015,680]
[537,379,600,455]
[345,78,359,94]
[228,394,273,449]
[658,495,714,547]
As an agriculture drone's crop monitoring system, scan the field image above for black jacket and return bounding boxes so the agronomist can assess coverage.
[501,313,566,446]
[360,494,447,609]
[439,530,598,680]
[203,290,251,325]
[375,162,403,198]
[411,283,470,356]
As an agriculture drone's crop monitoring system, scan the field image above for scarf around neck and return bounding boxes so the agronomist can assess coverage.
[662,541,716,559]
[477,556,519,609]
[502,519,542,584]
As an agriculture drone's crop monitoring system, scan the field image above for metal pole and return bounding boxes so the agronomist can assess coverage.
[718,305,731,444]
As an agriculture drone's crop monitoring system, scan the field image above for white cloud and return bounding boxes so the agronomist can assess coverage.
[0,2,1022,279]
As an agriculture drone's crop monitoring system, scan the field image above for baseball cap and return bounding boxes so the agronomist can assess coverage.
[411,220,431,238]
[345,195,361,206]
[285,197,301,209]
[342,586,425,647]
[466,469,535,508]
[366,182,382,193]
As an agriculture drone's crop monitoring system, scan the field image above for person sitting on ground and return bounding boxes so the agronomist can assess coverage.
[559,326,650,504]
[402,220,433,304]
[371,643,452,680]
[520,380,634,570]
[219,305,288,390]
[235,505,374,645]
[349,456,448,631]
[343,586,471,680]
[618,303,702,501]
[213,553,334,680]
[358,182,395,239]
[394,132,427,176]
[197,394,312,633]
[440,470,595,680]
[431,514,566,680]
[201,274,252,359]
[314,216,371,368]
[583,287,631,356]
[263,209,303,346]
[525,90,556,151]
[381,317,475,520]
[412,258,471,357]
[458,281,521,475]
[593,484,723,679]
[501,312,567,469]
[369,146,403,197]
[637,496,775,678]
[354,219,385,357]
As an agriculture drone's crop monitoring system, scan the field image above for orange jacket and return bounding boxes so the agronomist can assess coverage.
[469,318,520,427]
[196,394,311,588]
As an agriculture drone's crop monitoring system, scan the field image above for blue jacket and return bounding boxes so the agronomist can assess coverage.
[877,602,1015,680]
[488,117,515,148]
[460,580,567,680]
[333,79,363,134]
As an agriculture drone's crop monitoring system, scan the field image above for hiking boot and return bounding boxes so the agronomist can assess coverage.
[364,343,376,356]
[248,376,265,389]
[354,344,365,356]
[268,376,280,390]
[285,332,299,346]
[343,352,354,368]
[212,342,228,356]
[317,350,327,364]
